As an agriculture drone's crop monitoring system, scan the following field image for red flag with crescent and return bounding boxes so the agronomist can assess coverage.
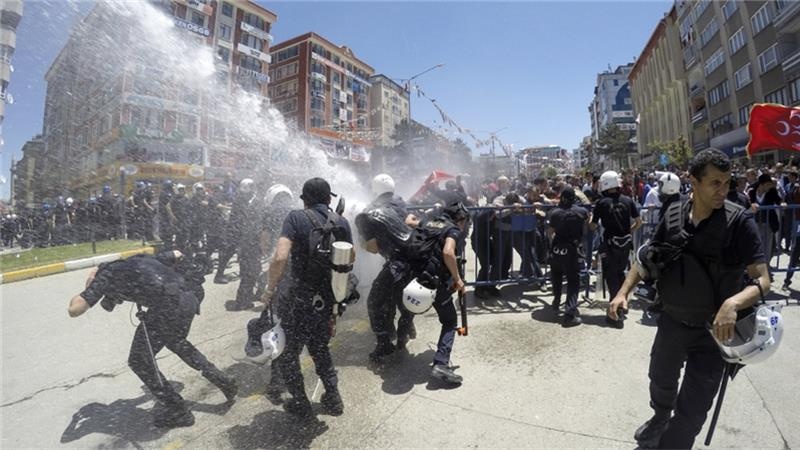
[747,103,800,157]
[410,170,455,202]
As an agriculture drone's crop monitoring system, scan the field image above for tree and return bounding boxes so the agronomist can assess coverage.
[598,123,633,168]
[648,135,693,169]
[542,165,558,179]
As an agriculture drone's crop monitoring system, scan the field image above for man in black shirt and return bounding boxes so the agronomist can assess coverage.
[590,170,642,328]
[67,251,238,428]
[547,187,590,327]
[263,177,354,417]
[608,149,769,449]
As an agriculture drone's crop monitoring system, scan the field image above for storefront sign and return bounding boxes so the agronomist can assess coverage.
[174,17,210,37]
[120,124,184,143]
[240,22,273,42]
[237,66,269,82]
[237,43,271,63]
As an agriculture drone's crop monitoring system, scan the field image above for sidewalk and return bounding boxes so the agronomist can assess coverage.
[0,245,155,284]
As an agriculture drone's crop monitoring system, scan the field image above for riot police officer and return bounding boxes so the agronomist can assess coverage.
[360,174,421,362]
[158,180,176,248]
[546,187,590,327]
[608,149,770,448]
[589,170,642,328]
[263,177,354,417]
[171,184,191,251]
[67,251,238,428]
[227,179,264,310]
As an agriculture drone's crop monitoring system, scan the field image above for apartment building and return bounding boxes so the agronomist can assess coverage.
[629,5,691,167]
[0,0,22,126]
[368,74,409,148]
[269,32,375,165]
[588,63,637,169]
[40,0,277,199]
[678,0,796,163]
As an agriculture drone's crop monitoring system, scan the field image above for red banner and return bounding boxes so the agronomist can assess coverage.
[410,170,455,202]
[747,103,800,157]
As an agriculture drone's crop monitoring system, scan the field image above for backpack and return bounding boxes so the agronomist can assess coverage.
[403,216,457,289]
[302,209,349,297]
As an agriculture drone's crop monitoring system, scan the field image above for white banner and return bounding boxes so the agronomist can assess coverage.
[237,43,271,63]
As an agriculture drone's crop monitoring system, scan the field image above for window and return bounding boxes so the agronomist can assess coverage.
[722,0,738,20]
[734,63,752,89]
[704,48,725,76]
[776,0,789,12]
[709,80,730,105]
[765,87,787,105]
[613,80,619,86]
[310,115,324,128]
[190,11,205,26]
[728,27,745,55]
[739,104,752,126]
[269,80,298,99]
[239,54,262,72]
[700,18,719,47]
[240,32,263,52]
[758,44,780,74]
[790,78,800,103]
[310,79,325,92]
[219,24,231,41]
[217,46,230,63]
[751,4,771,35]
[695,0,711,18]
[274,46,299,63]
[177,114,198,138]
[311,97,325,111]
[243,13,265,31]
[333,72,341,86]
[221,2,233,17]
[181,86,199,105]
[711,114,733,137]
[212,120,227,140]
[276,98,297,114]
[269,62,298,81]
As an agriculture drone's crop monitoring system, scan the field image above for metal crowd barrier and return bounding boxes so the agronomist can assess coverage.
[410,203,800,299]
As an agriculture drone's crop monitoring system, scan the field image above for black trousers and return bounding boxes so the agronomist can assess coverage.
[432,285,458,366]
[490,228,513,280]
[472,228,492,285]
[601,245,629,298]
[367,262,414,343]
[549,245,581,316]
[236,247,262,303]
[127,299,221,408]
[649,313,725,449]
[784,235,800,284]
[278,297,338,402]
[512,230,538,278]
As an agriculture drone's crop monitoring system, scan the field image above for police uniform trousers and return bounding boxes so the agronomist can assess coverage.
[158,216,175,249]
[235,245,262,304]
[471,219,493,285]
[367,261,414,344]
[128,293,226,408]
[432,283,458,367]
[549,244,582,316]
[490,227,513,281]
[601,243,629,298]
[648,313,725,449]
[278,293,338,402]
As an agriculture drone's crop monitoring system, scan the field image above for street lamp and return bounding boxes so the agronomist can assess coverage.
[397,63,444,171]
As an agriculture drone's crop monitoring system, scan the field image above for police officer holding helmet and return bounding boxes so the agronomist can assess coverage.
[263,177,354,417]
[589,170,642,328]
[67,251,238,428]
[608,149,770,449]
[546,186,590,327]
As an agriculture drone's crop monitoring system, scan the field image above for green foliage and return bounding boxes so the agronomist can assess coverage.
[648,135,693,169]
[598,123,633,167]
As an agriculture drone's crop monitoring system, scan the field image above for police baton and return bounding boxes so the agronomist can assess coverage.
[136,305,164,388]
[704,361,740,446]
[456,290,468,336]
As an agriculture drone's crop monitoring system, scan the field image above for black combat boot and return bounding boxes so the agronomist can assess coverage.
[203,369,238,403]
[320,389,344,416]
[634,414,671,448]
[153,401,195,428]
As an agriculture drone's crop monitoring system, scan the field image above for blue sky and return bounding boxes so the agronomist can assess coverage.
[0,0,671,200]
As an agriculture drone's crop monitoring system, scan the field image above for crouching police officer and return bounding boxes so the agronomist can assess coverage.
[590,170,642,328]
[546,187,590,327]
[67,251,238,428]
[608,149,770,449]
[263,177,354,417]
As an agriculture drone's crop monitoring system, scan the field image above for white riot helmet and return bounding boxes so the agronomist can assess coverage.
[658,172,681,196]
[265,184,293,205]
[65,197,74,207]
[246,320,286,365]
[402,279,436,314]
[371,173,395,196]
[599,170,621,192]
[713,304,784,365]
[10,214,17,219]
[192,182,204,192]
[239,178,254,194]
[176,183,186,192]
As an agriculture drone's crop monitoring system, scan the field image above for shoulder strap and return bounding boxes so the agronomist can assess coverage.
[723,200,745,228]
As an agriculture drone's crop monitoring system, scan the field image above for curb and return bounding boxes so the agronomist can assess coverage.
[0,246,155,285]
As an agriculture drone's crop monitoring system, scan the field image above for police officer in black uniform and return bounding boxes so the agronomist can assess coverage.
[263,177,353,417]
[547,187,590,327]
[361,174,421,361]
[171,184,191,251]
[67,251,238,428]
[228,178,264,310]
[608,149,770,449]
[590,170,642,328]
[158,180,176,248]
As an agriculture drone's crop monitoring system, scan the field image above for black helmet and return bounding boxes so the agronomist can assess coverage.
[443,202,470,223]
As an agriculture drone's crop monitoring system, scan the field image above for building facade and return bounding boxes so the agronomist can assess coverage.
[11,136,45,206]
[677,0,797,164]
[0,0,22,126]
[519,145,573,177]
[588,63,637,169]
[269,32,375,166]
[629,5,690,168]
[41,0,277,198]
[368,74,409,147]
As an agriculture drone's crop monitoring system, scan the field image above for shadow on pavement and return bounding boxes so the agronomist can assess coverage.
[226,409,328,449]
[221,361,272,398]
[530,305,617,329]
[369,349,436,396]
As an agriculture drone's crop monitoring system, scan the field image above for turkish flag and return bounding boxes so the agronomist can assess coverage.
[410,170,455,202]
[747,103,800,157]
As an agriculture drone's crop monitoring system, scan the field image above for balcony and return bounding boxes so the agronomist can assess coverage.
[693,138,709,151]
[683,44,698,69]
[691,108,708,125]
[774,0,800,34]
[311,90,326,100]
[689,83,705,98]
[240,22,273,43]
[782,47,800,77]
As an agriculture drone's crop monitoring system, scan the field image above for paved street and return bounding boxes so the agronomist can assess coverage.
[1,254,798,449]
